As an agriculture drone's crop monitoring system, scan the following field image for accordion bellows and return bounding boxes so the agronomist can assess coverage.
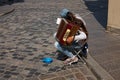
[56,18,79,45]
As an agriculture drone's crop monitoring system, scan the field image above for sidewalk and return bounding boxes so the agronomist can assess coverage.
[85,14,120,80]
[0,0,119,80]
[83,0,120,79]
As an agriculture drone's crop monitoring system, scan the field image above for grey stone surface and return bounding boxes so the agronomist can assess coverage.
[84,9,120,80]
[1,0,119,80]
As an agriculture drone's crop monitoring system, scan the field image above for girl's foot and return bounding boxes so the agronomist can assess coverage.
[64,56,78,65]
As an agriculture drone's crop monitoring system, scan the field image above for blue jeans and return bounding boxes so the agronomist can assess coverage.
[54,41,79,58]
[54,41,88,58]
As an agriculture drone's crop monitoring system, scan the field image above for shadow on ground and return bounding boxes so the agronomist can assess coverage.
[0,0,24,6]
[84,0,108,29]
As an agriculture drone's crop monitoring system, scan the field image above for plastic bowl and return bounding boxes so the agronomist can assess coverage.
[42,57,53,64]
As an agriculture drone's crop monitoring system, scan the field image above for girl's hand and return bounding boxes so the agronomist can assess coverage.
[66,36,74,44]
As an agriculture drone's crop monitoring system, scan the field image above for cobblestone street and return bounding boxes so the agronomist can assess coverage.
[0,0,97,80]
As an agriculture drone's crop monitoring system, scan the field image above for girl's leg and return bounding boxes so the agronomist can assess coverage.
[82,43,88,58]
[54,42,78,64]
[54,41,74,58]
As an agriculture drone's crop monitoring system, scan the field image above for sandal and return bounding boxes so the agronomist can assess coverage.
[64,56,78,65]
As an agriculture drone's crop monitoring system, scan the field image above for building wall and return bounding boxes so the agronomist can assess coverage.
[107,0,120,30]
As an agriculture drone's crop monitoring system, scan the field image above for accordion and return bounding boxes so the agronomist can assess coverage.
[55,18,79,45]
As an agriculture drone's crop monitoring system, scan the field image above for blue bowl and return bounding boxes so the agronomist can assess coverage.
[42,57,53,64]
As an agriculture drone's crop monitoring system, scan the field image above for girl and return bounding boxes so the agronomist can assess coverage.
[54,9,88,64]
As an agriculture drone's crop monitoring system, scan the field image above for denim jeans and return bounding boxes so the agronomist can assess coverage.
[54,41,88,58]
[54,41,79,58]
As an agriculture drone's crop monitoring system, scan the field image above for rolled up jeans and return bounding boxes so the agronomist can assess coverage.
[54,41,75,58]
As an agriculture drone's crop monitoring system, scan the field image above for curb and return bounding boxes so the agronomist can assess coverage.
[85,54,115,80]
[0,5,15,16]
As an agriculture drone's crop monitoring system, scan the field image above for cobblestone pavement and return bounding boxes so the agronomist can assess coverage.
[0,0,97,80]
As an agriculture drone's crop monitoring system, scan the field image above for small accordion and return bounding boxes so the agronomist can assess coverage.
[55,18,79,45]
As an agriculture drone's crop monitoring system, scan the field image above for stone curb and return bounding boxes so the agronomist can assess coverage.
[85,53,115,80]
[107,26,120,35]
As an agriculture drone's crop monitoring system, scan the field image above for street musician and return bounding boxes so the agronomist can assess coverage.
[54,9,88,64]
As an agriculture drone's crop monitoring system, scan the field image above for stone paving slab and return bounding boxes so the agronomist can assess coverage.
[83,7,120,80]
[38,65,96,80]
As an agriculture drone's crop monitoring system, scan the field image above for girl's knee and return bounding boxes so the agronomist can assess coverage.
[53,32,57,38]
[54,42,59,49]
